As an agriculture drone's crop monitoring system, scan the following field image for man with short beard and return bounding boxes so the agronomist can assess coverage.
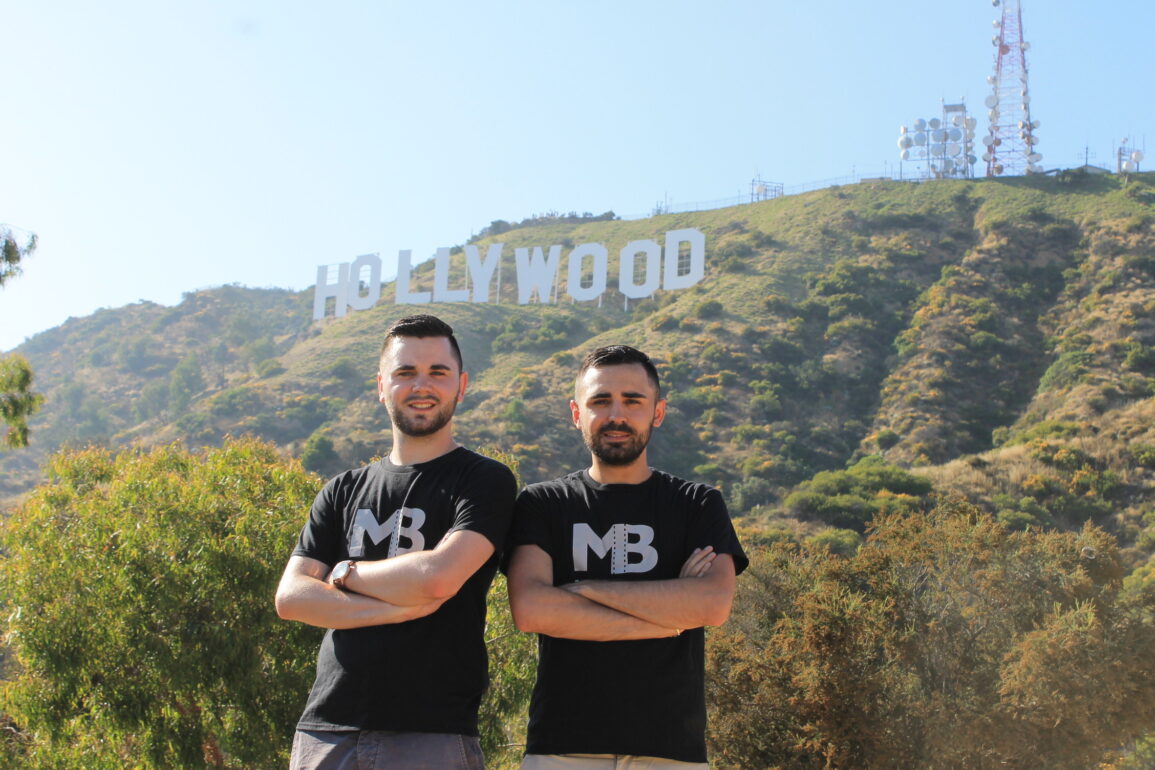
[506,345,747,769]
[276,314,516,770]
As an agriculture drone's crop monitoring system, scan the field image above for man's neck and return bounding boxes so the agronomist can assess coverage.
[389,429,459,466]
[586,455,652,485]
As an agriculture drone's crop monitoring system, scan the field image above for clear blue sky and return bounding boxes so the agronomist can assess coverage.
[2,0,1151,351]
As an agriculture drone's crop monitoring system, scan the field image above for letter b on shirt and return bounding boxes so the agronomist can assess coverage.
[572,523,658,574]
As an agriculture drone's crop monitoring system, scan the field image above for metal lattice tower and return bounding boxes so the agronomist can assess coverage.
[982,0,1042,177]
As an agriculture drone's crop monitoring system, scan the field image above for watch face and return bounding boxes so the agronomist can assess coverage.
[332,561,351,586]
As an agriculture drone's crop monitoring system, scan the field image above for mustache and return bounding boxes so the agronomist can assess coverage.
[598,422,636,436]
[404,395,441,405]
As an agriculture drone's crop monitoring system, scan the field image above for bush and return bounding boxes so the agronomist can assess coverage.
[707,501,1155,768]
[0,440,323,768]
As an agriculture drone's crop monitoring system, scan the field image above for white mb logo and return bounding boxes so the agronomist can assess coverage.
[348,507,426,557]
[572,523,658,574]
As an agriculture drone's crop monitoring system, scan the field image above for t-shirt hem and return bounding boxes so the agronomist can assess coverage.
[297,719,480,737]
[526,741,706,764]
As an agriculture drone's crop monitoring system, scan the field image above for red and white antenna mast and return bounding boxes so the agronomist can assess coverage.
[981,0,1042,176]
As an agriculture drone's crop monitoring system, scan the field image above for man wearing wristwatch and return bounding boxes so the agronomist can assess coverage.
[275,314,516,770]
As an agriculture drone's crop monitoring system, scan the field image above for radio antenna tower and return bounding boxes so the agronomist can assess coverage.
[981,0,1042,176]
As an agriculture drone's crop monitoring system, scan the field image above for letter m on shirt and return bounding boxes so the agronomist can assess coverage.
[572,522,658,574]
[348,507,426,557]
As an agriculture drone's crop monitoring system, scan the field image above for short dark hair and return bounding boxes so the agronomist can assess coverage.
[576,345,661,397]
[379,314,463,370]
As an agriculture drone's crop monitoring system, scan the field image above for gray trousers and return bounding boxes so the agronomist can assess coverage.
[290,729,485,770]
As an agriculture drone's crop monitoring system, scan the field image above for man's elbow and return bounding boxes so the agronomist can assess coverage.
[508,594,544,634]
[420,572,464,603]
[274,589,298,622]
[699,593,735,627]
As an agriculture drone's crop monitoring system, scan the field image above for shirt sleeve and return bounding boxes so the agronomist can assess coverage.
[447,456,518,552]
[291,473,350,566]
[688,485,749,576]
[501,485,552,572]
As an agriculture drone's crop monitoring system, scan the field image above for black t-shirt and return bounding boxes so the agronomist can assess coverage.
[292,447,516,735]
[510,469,748,763]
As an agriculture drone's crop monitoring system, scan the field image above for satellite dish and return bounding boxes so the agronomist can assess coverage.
[942,158,955,172]
[914,132,927,146]
[898,135,913,149]
[989,109,1000,120]
[949,127,962,141]
[967,154,978,165]
[1023,42,1031,51]
[952,115,964,127]
[966,117,978,130]
[900,149,911,161]
[1028,153,1043,162]
[1132,150,1145,162]
[929,118,942,129]
[982,152,993,162]
[982,135,995,147]
[985,95,999,108]
[1123,160,1138,173]
[1032,120,1041,129]
[948,143,962,156]
[914,118,927,130]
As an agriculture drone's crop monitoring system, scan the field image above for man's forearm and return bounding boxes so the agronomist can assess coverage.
[342,530,495,606]
[511,581,679,641]
[276,571,444,629]
[565,556,736,629]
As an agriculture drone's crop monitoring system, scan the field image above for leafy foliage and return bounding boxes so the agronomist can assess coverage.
[707,500,1155,769]
[0,440,323,768]
[1,225,42,448]
[0,355,43,448]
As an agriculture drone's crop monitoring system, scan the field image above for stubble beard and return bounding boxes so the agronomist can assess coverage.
[584,422,651,466]
[388,397,457,438]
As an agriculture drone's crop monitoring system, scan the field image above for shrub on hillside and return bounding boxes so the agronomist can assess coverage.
[707,501,1155,768]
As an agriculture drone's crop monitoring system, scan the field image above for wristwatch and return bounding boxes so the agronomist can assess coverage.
[331,560,356,590]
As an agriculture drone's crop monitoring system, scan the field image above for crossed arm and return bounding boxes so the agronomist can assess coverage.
[506,544,737,641]
[274,529,495,630]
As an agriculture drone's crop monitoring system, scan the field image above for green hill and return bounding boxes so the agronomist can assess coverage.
[5,170,1155,568]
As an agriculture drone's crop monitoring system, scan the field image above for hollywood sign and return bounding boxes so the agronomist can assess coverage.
[313,228,706,320]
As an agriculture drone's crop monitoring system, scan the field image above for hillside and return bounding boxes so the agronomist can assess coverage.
[5,170,1155,569]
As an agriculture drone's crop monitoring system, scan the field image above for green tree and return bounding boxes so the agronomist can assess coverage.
[169,353,206,414]
[0,224,42,448]
[0,439,323,768]
[299,432,339,474]
[0,354,43,448]
[706,500,1155,769]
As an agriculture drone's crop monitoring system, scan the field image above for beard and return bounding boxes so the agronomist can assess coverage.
[583,421,651,466]
[387,396,458,438]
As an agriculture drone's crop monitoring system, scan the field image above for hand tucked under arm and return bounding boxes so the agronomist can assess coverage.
[564,553,737,630]
[506,545,680,641]
[340,529,495,606]
[274,555,445,630]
